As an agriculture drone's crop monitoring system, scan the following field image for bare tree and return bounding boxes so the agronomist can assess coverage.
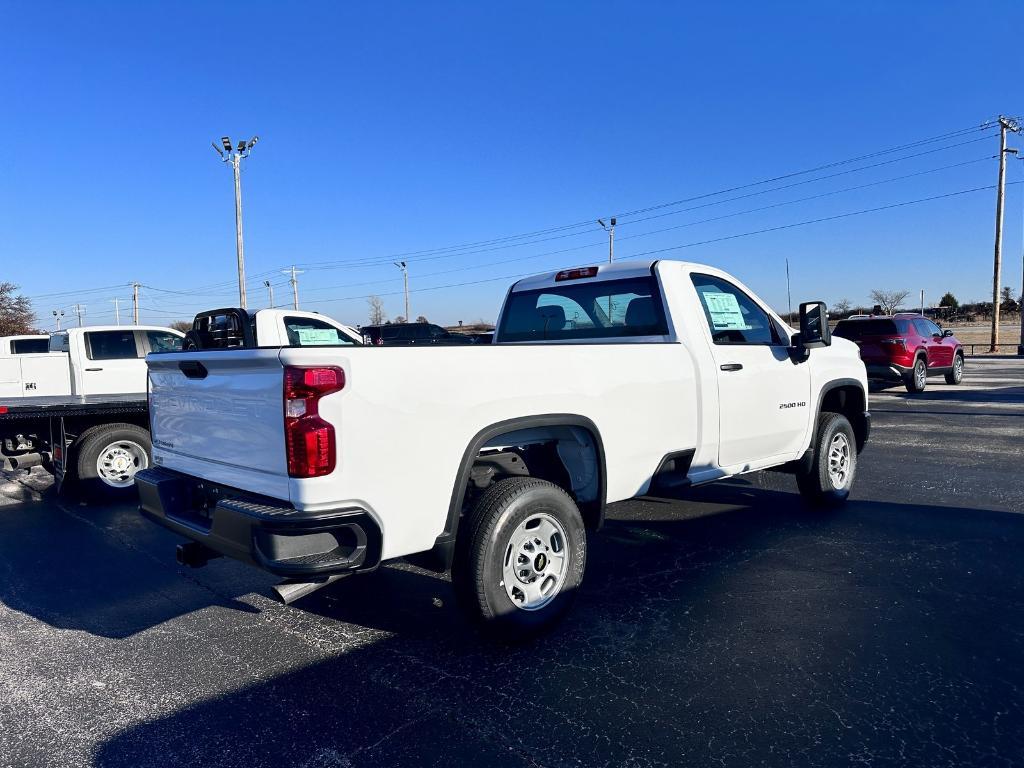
[169,320,192,332]
[367,295,387,325]
[0,282,36,335]
[394,316,406,324]
[869,289,910,315]
[415,315,429,324]
[833,298,852,316]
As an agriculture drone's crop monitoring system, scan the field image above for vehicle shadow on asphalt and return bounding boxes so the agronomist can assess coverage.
[0,484,261,639]
[888,385,1024,404]
[93,477,1024,767]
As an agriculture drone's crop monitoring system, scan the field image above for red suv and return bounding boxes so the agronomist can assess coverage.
[833,314,964,392]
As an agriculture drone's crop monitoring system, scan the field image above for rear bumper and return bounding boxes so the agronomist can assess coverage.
[136,467,381,577]
[864,362,911,382]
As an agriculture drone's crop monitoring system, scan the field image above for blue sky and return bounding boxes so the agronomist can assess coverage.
[1,1,1022,329]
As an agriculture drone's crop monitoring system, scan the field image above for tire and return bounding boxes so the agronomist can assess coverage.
[452,477,587,642]
[73,423,152,499]
[944,353,964,385]
[796,412,857,507]
[903,356,928,393]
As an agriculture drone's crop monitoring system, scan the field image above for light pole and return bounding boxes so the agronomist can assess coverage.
[52,309,64,330]
[212,135,259,309]
[264,280,275,309]
[110,297,121,325]
[597,217,616,263]
[395,261,409,322]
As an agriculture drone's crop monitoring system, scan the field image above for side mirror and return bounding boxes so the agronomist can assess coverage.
[799,301,831,349]
[942,329,954,338]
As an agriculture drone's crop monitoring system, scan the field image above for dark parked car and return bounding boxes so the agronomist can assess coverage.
[833,314,964,392]
[360,322,474,346]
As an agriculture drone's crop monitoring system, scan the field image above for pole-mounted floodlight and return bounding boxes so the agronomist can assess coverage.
[213,133,259,308]
[211,141,224,158]
[597,218,606,228]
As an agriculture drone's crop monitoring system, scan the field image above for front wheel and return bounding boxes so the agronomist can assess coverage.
[452,477,587,641]
[796,412,857,507]
[945,353,964,385]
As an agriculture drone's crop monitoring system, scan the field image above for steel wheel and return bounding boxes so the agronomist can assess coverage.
[827,432,851,490]
[96,440,149,488]
[501,512,569,611]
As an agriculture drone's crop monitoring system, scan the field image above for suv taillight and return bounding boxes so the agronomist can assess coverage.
[284,366,345,478]
[880,337,907,350]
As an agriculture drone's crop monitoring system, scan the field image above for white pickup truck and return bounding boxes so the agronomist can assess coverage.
[1,310,359,496]
[138,260,870,638]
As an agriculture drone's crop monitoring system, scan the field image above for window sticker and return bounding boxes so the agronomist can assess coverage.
[296,328,342,345]
[702,291,748,330]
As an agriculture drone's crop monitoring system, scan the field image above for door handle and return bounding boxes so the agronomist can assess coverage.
[85,367,103,372]
[720,363,743,372]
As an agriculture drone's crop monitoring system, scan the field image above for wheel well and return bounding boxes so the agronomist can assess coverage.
[468,424,604,530]
[820,384,868,452]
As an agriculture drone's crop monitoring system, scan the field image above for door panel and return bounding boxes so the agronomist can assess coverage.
[80,330,146,395]
[689,273,811,468]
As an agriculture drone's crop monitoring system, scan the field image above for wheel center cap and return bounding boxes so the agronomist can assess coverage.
[534,553,547,571]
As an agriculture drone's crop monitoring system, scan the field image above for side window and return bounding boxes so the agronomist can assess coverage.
[86,330,140,360]
[283,317,356,346]
[11,338,49,354]
[912,319,933,338]
[146,331,184,353]
[690,274,777,345]
[924,319,943,337]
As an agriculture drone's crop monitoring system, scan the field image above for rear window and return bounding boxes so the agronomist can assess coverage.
[284,317,359,346]
[834,319,899,339]
[11,338,49,354]
[499,277,668,342]
[146,331,184,353]
[86,330,139,360]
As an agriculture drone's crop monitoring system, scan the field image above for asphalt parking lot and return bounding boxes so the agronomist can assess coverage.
[1,357,1022,768]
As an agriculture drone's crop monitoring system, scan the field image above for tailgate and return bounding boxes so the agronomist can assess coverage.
[147,349,289,499]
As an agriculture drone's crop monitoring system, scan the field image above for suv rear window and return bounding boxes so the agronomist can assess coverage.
[834,319,899,339]
[499,277,668,342]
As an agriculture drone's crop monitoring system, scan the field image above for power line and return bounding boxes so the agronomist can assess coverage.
[296,156,994,297]
[303,182,1016,305]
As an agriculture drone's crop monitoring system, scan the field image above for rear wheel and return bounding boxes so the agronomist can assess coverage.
[73,423,151,499]
[452,477,586,642]
[904,356,928,393]
[944,353,964,385]
[796,412,857,507]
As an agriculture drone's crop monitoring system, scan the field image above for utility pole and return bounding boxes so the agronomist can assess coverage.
[132,282,140,324]
[212,135,259,309]
[920,289,924,316]
[394,261,410,321]
[785,258,793,321]
[264,279,275,308]
[282,265,305,310]
[110,297,121,325]
[52,309,64,330]
[1018,154,1024,357]
[990,116,1020,352]
[72,304,86,327]
[598,218,616,263]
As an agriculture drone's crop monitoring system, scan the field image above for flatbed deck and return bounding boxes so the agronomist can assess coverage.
[0,394,147,420]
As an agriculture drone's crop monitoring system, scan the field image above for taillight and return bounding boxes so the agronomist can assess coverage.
[880,337,907,350]
[284,366,345,478]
